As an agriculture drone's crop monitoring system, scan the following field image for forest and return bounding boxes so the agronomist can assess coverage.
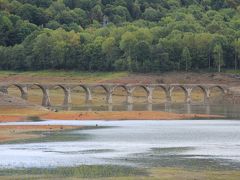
[0,0,240,72]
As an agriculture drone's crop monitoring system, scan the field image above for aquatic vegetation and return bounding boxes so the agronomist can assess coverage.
[0,165,146,179]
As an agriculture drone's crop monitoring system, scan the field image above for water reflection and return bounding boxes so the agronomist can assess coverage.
[56,103,240,119]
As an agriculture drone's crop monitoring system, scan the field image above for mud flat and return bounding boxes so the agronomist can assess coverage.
[0,125,85,143]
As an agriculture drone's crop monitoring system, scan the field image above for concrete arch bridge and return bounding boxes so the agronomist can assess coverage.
[0,83,229,107]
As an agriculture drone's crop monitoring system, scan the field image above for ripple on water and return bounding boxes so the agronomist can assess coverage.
[0,120,240,170]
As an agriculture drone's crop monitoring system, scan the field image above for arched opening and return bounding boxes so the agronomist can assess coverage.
[91,85,108,104]
[112,86,127,104]
[190,86,205,103]
[28,85,44,105]
[7,85,22,99]
[171,86,187,103]
[152,86,167,104]
[132,86,148,104]
[209,86,224,104]
[49,85,66,106]
[71,86,88,106]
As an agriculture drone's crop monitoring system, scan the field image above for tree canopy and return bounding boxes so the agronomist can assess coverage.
[0,0,240,72]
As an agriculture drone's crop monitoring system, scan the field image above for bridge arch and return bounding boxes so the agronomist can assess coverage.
[170,85,188,103]
[190,85,207,103]
[91,85,109,104]
[91,85,109,93]
[209,85,225,94]
[49,85,67,106]
[28,84,46,92]
[152,85,168,103]
[27,84,46,105]
[70,85,90,105]
[112,85,128,104]
[208,85,225,104]
[130,85,150,104]
[6,84,25,99]
[131,85,150,94]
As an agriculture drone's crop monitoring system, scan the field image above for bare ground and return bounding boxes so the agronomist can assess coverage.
[0,71,240,86]
[104,72,240,86]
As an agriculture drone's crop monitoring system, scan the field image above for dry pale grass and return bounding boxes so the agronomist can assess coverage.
[1,167,240,180]
[146,167,240,180]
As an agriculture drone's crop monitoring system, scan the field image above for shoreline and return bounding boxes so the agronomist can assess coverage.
[0,110,225,143]
[0,111,225,122]
[40,111,225,121]
[0,125,85,143]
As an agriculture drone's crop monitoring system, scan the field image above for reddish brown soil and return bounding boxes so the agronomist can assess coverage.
[40,111,224,121]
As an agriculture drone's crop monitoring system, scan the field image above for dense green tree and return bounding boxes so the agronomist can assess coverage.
[213,44,224,72]
[120,31,137,58]
[0,0,239,72]
[15,4,48,25]
[233,39,240,69]
[181,47,192,71]
[142,7,160,22]
[0,15,12,45]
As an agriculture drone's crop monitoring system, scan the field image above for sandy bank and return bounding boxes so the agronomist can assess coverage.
[0,125,84,143]
[0,111,225,122]
[40,111,224,121]
[0,110,225,123]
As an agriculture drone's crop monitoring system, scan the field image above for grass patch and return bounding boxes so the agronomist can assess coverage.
[224,69,240,74]
[0,70,128,78]
[0,165,147,179]
[27,116,42,122]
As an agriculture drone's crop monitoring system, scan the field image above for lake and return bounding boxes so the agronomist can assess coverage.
[1,120,240,170]
[58,103,240,119]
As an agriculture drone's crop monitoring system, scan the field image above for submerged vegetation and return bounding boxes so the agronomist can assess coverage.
[0,0,240,72]
[1,166,240,180]
[0,165,147,179]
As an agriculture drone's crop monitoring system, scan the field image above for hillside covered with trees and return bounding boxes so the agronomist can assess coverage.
[0,0,240,72]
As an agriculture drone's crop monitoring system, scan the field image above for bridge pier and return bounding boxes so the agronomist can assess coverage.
[42,88,51,107]
[204,89,211,104]
[147,87,153,104]
[185,88,192,104]
[0,86,8,94]
[0,83,229,108]
[126,89,133,104]
[166,87,173,103]
[21,86,28,100]
[63,87,71,106]
[127,104,133,111]
[108,104,113,111]
[106,91,113,104]
[85,88,92,104]
[147,104,152,111]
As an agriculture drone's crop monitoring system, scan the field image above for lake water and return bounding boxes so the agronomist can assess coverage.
[58,103,240,119]
[1,120,240,170]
